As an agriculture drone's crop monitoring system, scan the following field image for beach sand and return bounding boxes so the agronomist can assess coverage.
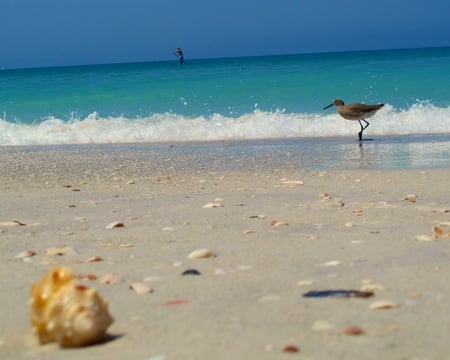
[1,145,450,359]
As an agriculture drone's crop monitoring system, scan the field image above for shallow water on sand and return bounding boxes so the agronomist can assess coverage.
[1,134,449,173]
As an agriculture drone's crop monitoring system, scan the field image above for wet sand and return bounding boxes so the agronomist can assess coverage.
[1,145,450,359]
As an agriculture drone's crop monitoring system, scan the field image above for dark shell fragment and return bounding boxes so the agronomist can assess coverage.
[181,269,201,276]
[302,289,374,298]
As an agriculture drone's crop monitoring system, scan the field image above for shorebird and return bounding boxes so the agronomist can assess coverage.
[323,99,384,141]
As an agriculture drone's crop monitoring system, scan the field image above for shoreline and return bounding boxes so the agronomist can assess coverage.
[1,146,450,359]
[1,133,450,179]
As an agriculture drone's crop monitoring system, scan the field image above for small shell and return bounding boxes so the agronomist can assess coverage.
[78,274,98,281]
[202,202,223,208]
[360,283,386,292]
[414,234,436,242]
[16,250,37,259]
[352,209,363,216]
[46,246,77,256]
[282,180,304,187]
[99,273,121,285]
[0,220,27,227]
[323,260,340,267]
[161,299,190,306]
[105,221,124,229]
[86,256,104,263]
[432,222,450,238]
[130,283,153,295]
[283,345,300,353]
[118,243,134,248]
[269,220,289,227]
[320,192,332,200]
[404,194,417,203]
[187,249,215,259]
[312,320,336,332]
[297,280,314,287]
[343,326,365,335]
[369,300,398,310]
[181,269,201,276]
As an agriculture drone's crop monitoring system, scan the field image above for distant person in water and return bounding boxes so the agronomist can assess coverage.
[174,48,184,65]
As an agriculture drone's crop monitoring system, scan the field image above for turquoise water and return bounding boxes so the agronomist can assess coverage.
[1,46,450,146]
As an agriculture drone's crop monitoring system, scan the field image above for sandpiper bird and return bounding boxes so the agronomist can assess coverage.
[323,99,384,141]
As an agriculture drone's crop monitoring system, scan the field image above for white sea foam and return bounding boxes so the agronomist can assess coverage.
[1,103,449,146]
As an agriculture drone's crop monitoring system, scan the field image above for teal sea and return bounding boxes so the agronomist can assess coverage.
[1,47,450,169]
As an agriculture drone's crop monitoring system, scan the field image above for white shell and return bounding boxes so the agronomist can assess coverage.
[187,249,215,259]
[369,300,398,310]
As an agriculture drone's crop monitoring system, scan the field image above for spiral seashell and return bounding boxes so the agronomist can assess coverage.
[29,266,113,347]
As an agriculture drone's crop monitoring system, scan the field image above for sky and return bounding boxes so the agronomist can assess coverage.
[2,0,450,69]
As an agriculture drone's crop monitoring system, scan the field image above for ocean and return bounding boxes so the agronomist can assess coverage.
[1,47,450,170]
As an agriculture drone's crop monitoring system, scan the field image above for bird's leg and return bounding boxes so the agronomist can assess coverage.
[358,120,370,141]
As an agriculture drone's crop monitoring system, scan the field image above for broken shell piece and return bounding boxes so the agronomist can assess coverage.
[181,269,201,276]
[414,234,436,242]
[29,266,113,347]
[282,344,300,353]
[187,249,215,259]
[352,209,363,216]
[369,300,398,310]
[269,220,289,227]
[105,221,124,229]
[320,192,332,200]
[303,289,373,298]
[86,256,104,263]
[0,220,27,227]
[118,243,135,248]
[323,260,340,267]
[46,246,77,256]
[99,273,121,285]
[360,283,386,292]
[404,194,417,203]
[297,280,314,287]
[282,180,304,187]
[432,222,450,238]
[202,202,223,209]
[15,250,37,259]
[312,320,336,332]
[343,326,365,336]
[130,283,153,295]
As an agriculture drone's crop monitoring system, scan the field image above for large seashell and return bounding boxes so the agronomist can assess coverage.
[29,266,113,347]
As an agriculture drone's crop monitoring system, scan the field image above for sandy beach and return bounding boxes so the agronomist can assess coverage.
[1,144,450,360]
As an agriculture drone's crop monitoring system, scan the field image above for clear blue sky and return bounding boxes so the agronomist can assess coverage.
[2,0,449,69]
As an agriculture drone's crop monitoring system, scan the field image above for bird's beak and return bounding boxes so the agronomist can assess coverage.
[323,103,334,110]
